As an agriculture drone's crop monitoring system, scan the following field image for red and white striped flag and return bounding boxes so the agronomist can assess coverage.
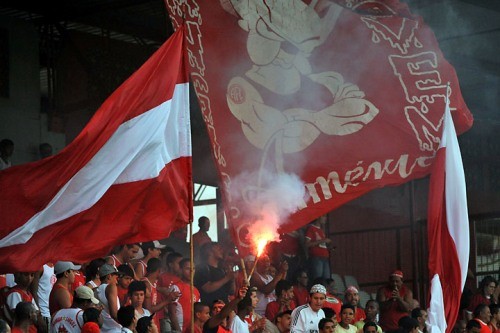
[0,27,192,273]
[427,94,469,333]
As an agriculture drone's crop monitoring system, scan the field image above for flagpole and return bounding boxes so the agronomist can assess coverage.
[190,218,194,333]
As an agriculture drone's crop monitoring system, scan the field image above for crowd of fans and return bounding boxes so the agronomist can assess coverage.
[0,214,497,333]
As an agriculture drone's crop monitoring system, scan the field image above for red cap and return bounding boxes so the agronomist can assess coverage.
[391,270,404,279]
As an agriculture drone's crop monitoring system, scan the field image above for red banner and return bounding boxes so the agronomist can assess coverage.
[165,0,473,254]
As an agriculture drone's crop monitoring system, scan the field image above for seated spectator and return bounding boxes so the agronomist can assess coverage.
[344,286,366,324]
[397,316,419,333]
[83,307,103,328]
[318,318,335,333]
[290,284,326,333]
[473,304,492,333]
[467,320,482,333]
[355,300,382,333]
[467,277,498,320]
[314,278,341,317]
[322,307,336,323]
[230,289,265,333]
[204,286,248,333]
[410,308,427,333]
[51,286,100,333]
[275,310,292,333]
[128,281,150,320]
[489,304,499,333]
[12,302,37,333]
[265,280,296,322]
[453,320,467,333]
[117,306,136,333]
[136,315,158,333]
[336,304,358,333]
[363,322,379,333]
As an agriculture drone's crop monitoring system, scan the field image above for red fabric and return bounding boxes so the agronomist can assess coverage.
[427,102,469,333]
[467,293,491,313]
[165,0,473,255]
[292,286,310,306]
[157,272,181,320]
[174,280,200,331]
[305,225,329,258]
[323,293,342,317]
[0,28,192,273]
[354,307,366,323]
[279,233,300,256]
[0,275,6,288]
[70,271,86,293]
[475,320,493,333]
[265,300,296,322]
[117,285,129,306]
[379,286,408,331]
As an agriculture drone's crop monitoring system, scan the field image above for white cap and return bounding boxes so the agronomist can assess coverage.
[310,284,327,295]
[75,286,99,304]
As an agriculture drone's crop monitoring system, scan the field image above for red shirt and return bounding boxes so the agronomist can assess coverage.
[117,285,129,306]
[49,284,73,316]
[293,285,309,306]
[265,300,296,322]
[354,307,366,323]
[475,319,492,333]
[157,272,181,320]
[379,285,408,331]
[323,293,342,317]
[174,279,201,331]
[70,271,86,293]
[279,232,300,256]
[305,225,329,258]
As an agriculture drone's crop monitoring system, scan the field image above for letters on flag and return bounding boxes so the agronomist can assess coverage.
[0,27,192,273]
[427,96,469,333]
[166,0,473,253]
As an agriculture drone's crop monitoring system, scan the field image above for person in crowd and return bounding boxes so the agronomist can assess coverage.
[157,252,183,333]
[85,259,106,290]
[128,281,150,320]
[95,264,122,333]
[292,270,310,307]
[117,305,136,333]
[453,320,467,333]
[275,310,292,333]
[51,286,100,333]
[184,303,210,333]
[363,322,379,333]
[50,262,81,316]
[410,308,427,333]
[0,139,14,170]
[81,321,100,333]
[116,265,134,307]
[38,143,53,159]
[278,230,304,289]
[322,307,336,323]
[194,242,235,305]
[466,277,498,320]
[473,304,492,333]
[397,316,419,333]
[250,254,288,316]
[354,300,382,333]
[83,307,103,328]
[230,288,265,333]
[467,320,482,333]
[11,302,37,333]
[488,304,499,333]
[136,315,158,333]
[344,286,366,324]
[31,263,55,330]
[318,318,335,333]
[71,267,87,293]
[106,244,140,277]
[135,242,165,280]
[204,286,248,333]
[142,258,170,330]
[192,216,213,250]
[168,258,200,333]
[305,215,332,280]
[314,278,341,318]
[0,319,10,333]
[377,270,414,332]
[4,272,40,328]
[265,280,296,323]
[336,304,358,333]
[290,284,326,333]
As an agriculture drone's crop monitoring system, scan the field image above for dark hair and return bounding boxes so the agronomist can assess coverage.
[0,319,9,333]
[473,304,489,318]
[237,289,255,312]
[199,242,218,262]
[319,318,334,330]
[146,258,161,274]
[117,306,135,328]
[398,316,419,332]
[479,276,497,291]
[363,321,378,333]
[313,277,327,286]
[294,268,308,282]
[276,280,292,297]
[411,308,423,319]
[194,302,209,314]
[491,304,500,316]
[0,139,13,149]
[198,216,209,228]
[340,304,355,313]
[179,258,191,269]
[14,301,34,322]
[322,307,336,320]
[83,307,101,324]
[466,320,481,331]
[275,310,292,324]
[85,258,106,283]
[166,252,183,265]
[117,264,135,278]
[141,242,156,255]
[136,316,154,333]
[128,280,147,295]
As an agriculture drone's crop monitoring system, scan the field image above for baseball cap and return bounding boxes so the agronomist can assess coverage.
[345,285,359,294]
[391,270,404,279]
[99,264,119,277]
[54,261,81,275]
[81,322,100,333]
[310,284,327,295]
[75,286,99,304]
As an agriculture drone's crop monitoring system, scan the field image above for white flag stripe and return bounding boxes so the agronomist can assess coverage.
[428,274,447,333]
[0,83,190,248]
[442,105,470,291]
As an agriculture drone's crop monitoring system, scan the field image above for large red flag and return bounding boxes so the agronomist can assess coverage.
[0,27,192,273]
[165,1,473,253]
[427,95,469,333]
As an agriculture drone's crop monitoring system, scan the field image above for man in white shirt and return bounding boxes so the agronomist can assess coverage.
[51,286,100,333]
[290,284,326,333]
